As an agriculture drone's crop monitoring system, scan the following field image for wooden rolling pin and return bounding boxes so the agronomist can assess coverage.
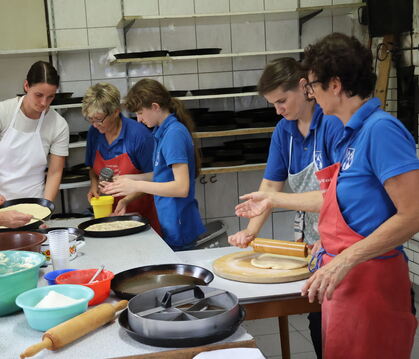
[20,300,128,358]
[250,238,308,258]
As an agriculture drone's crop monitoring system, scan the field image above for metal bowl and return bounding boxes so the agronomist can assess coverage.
[0,231,47,252]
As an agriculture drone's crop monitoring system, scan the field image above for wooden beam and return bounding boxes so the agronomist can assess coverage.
[374,34,396,108]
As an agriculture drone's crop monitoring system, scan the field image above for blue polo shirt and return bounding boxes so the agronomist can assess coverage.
[264,104,343,181]
[85,115,154,173]
[152,114,205,249]
[335,97,419,237]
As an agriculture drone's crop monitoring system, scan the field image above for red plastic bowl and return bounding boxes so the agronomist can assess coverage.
[55,269,114,305]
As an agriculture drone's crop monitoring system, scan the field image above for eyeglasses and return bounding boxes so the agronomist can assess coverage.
[85,114,108,125]
[305,80,321,95]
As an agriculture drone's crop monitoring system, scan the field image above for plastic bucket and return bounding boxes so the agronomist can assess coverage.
[90,196,114,218]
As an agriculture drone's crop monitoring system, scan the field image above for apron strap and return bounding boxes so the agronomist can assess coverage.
[11,95,46,132]
[309,245,407,272]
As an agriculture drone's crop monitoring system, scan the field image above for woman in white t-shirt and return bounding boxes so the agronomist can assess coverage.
[0,61,69,202]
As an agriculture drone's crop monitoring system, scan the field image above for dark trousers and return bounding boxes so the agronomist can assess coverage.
[308,311,322,359]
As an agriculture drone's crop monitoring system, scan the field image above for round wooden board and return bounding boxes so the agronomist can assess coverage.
[213,250,312,283]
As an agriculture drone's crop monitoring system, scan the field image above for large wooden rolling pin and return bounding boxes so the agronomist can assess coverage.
[250,238,308,258]
[20,300,128,358]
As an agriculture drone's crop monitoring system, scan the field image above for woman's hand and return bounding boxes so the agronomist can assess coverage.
[0,210,32,228]
[87,186,100,202]
[113,198,128,216]
[301,252,354,304]
[310,240,323,256]
[101,176,139,197]
[235,192,273,218]
[228,229,256,248]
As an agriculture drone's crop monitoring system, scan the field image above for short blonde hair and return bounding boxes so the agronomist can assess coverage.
[82,82,120,118]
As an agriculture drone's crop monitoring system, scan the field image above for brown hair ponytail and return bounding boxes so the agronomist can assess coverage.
[125,79,201,177]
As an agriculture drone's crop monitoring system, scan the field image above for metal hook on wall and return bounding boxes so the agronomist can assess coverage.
[200,175,208,185]
[209,175,217,183]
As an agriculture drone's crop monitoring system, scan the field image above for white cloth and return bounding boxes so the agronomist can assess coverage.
[0,97,69,157]
[193,348,265,359]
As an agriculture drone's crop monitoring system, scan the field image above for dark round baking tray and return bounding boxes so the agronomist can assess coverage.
[190,87,243,96]
[114,50,169,59]
[78,215,150,238]
[169,48,221,56]
[0,198,55,231]
[112,263,214,299]
[61,171,89,184]
[118,306,245,347]
[169,90,188,97]
[51,97,83,106]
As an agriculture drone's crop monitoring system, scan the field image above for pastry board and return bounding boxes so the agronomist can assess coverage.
[212,250,312,283]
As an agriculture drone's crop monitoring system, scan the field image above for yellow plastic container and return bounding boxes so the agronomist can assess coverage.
[90,196,114,219]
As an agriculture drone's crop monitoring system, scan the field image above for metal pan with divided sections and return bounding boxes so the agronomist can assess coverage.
[0,197,55,231]
[78,215,149,238]
[112,263,214,300]
[120,284,244,347]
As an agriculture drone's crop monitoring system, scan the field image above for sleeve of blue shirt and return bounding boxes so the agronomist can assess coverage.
[161,127,189,166]
[85,126,97,167]
[368,118,419,184]
[129,122,155,173]
[264,121,288,182]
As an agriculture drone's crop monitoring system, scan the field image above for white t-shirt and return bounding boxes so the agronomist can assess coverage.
[0,97,69,157]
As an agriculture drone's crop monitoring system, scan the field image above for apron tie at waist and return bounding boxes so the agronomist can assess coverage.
[309,245,407,273]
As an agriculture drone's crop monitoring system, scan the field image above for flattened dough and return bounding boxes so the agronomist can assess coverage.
[85,220,144,232]
[0,203,51,228]
[251,253,307,270]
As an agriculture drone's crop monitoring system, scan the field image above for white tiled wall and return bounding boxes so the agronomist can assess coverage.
[41,0,361,234]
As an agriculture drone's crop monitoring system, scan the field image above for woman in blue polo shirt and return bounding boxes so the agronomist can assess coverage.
[229,57,342,358]
[83,82,160,234]
[102,79,205,250]
[236,34,419,359]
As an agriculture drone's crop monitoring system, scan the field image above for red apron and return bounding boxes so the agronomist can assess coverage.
[93,150,161,235]
[315,162,417,359]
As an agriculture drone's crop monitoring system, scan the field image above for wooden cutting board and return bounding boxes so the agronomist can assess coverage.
[213,250,312,283]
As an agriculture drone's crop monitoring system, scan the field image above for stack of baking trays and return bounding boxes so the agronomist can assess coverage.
[61,163,90,184]
[201,138,271,168]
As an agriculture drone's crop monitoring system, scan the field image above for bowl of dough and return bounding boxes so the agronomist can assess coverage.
[0,250,46,316]
[15,284,94,331]
[0,231,47,252]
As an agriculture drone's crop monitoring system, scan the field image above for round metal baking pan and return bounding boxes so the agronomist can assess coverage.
[0,198,55,231]
[112,264,214,300]
[118,305,244,347]
[78,215,150,238]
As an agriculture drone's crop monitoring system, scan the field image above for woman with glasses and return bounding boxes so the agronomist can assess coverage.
[101,79,205,251]
[236,33,419,358]
[82,82,161,234]
[0,61,69,202]
[228,57,342,358]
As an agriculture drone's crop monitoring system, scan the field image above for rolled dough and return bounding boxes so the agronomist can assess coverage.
[250,253,307,270]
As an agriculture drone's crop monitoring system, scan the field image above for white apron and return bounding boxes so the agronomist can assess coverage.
[287,129,320,245]
[0,96,47,199]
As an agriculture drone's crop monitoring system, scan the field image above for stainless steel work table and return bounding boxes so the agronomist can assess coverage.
[1,219,319,358]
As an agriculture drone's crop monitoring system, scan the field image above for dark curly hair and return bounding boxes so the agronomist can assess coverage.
[302,33,376,99]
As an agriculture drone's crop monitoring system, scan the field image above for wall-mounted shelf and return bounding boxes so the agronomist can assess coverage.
[69,141,87,149]
[51,103,83,110]
[59,180,90,190]
[111,49,303,64]
[118,3,366,28]
[193,127,274,139]
[50,91,259,109]
[200,163,266,175]
[0,46,113,56]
